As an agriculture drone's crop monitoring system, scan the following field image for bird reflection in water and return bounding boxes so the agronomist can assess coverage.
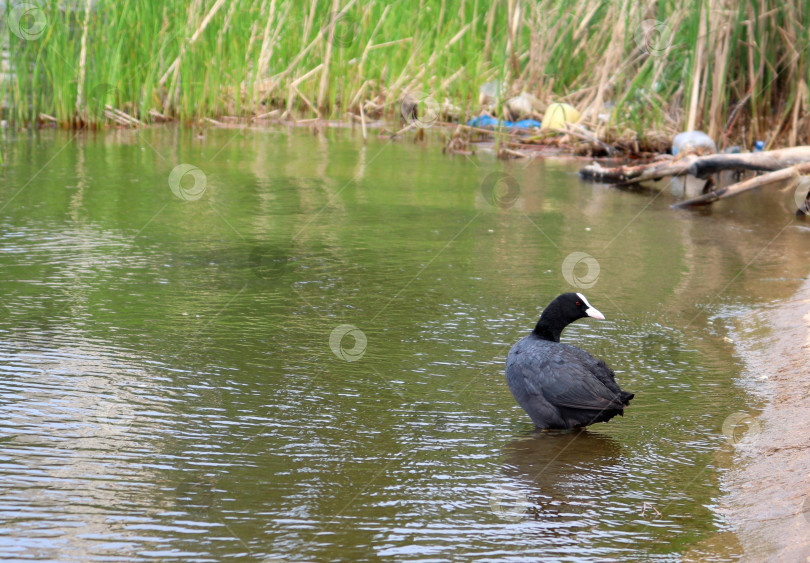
[499,430,624,520]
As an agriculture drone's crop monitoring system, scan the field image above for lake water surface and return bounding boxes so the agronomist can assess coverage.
[0,126,808,561]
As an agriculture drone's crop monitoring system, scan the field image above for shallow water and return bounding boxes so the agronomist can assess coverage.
[0,126,808,562]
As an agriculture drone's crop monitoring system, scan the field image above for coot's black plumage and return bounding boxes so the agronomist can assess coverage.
[506,293,633,430]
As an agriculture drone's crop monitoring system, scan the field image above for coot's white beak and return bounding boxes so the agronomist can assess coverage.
[577,292,605,320]
[585,306,605,320]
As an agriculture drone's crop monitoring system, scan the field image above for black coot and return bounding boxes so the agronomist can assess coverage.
[506,293,633,430]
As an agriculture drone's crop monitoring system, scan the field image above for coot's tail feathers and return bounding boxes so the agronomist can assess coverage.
[611,393,634,418]
[580,406,625,425]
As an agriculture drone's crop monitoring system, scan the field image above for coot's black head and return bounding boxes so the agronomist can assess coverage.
[550,292,605,322]
[533,292,604,342]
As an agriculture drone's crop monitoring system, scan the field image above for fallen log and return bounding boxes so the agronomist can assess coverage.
[687,147,810,178]
[579,147,810,186]
[671,163,810,208]
[579,155,696,185]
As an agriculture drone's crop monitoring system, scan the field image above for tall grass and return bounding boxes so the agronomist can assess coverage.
[3,0,810,149]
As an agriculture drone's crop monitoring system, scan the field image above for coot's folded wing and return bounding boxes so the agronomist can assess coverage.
[558,343,626,396]
[520,344,626,411]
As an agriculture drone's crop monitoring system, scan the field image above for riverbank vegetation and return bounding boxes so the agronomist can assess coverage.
[3,0,810,151]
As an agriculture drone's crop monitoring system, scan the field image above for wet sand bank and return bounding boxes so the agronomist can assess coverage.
[723,276,810,561]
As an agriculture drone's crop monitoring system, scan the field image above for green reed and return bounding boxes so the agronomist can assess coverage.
[2,0,810,148]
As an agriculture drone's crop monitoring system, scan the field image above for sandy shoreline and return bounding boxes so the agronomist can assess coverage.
[722,277,810,560]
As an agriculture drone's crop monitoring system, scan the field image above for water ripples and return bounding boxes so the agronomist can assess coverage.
[1,130,790,561]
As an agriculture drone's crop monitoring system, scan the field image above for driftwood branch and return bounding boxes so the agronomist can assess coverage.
[672,163,810,208]
[579,155,696,185]
[580,147,810,186]
[686,147,810,178]
[580,146,810,210]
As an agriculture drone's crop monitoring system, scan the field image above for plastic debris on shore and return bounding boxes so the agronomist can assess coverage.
[467,115,542,129]
[540,103,580,130]
[479,80,502,110]
[504,92,545,121]
[504,93,533,120]
[672,130,717,156]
